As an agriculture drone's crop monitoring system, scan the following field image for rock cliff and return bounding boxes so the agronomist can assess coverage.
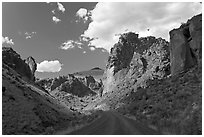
[169,14,202,76]
[25,56,37,81]
[103,33,170,93]
[2,47,36,81]
[103,32,139,93]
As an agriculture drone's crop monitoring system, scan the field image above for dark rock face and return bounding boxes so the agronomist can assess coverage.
[84,75,96,87]
[188,14,202,68]
[169,14,202,76]
[2,47,35,81]
[25,56,37,81]
[107,32,139,74]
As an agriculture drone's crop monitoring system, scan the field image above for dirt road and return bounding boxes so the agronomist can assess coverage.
[67,111,161,135]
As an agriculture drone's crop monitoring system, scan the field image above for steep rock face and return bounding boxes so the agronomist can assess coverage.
[25,56,37,81]
[106,32,139,74]
[126,37,170,89]
[103,32,139,93]
[84,75,96,87]
[169,14,201,76]
[103,33,170,93]
[2,47,35,81]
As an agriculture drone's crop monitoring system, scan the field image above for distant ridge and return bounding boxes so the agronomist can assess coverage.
[90,67,103,70]
[73,67,104,81]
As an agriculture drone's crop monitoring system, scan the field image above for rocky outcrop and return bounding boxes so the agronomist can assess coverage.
[50,75,70,91]
[37,74,95,97]
[103,32,139,93]
[84,75,96,87]
[2,47,36,81]
[25,56,37,81]
[106,32,139,74]
[169,14,202,76]
[103,32,170,93]
[58,76,95,97]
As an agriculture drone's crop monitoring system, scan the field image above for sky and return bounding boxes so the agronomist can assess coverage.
[2,2,202,79]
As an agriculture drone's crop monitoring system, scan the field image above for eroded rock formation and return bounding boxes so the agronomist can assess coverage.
[84,75,96,87]
[169,14,202,76]
[103,32,139,93]
[103,32,170,93]
[36,74,96,97]
[58,76,95,97]
[25,56,37,81]
[2,47,36,81]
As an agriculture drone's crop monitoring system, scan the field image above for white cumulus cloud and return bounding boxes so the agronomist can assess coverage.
[2,36,14,45]
[60,40,83,50]
[76,8,88,18]
[76,8,91,23]
[37,60,63,73]
[52,16,61,23]
[57,2,65,13]
[82,2,202,51]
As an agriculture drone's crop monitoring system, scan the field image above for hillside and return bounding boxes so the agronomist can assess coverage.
[2,47,100,135]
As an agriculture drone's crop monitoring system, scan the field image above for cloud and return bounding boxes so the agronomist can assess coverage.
[52,16,61,23]
[2,36,14,45]
[76,8,88,18]
[76,8,91,23]
[82,2,202,51]
[60,40,83,50]
[83,51,87,54]
[25,32,36,39]
[37,60,63,72]
[57,2,65,13]
[89,46,96,51]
